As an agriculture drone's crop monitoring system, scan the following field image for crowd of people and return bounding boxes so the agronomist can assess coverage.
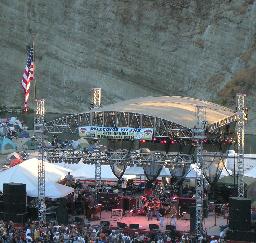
[0,219,219,242]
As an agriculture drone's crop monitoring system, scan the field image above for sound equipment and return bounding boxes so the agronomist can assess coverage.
[117,222,127,229]
[149,224,159,231]
[166,225,176,231]
[3,183,26,223]
[189,206,196,234]
[129,224,139,229]
[122,197,130,211]
[226,229,256,241]
[229,197,251,231]
[179,198,208,218]
[56,206,68,224]
[100,221,110,228]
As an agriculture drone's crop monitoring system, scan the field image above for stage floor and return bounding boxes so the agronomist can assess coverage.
[88,210,227,237]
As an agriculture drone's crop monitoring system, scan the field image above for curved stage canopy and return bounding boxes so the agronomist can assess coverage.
[90,96,235,129]
[45,96,237,136]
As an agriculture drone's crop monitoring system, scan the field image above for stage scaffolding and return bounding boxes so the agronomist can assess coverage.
[89,88,102,201]
[34,99,46,223]
[43,94,247,231]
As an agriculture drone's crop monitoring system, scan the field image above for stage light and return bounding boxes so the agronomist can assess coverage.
[170,139,175,144]
[160,139,167,144]
[140,139,146,143]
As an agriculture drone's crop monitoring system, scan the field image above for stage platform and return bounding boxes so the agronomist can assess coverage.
[86,210,227,237]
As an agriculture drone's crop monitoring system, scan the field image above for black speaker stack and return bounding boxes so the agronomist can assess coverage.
[226,197,255,242]
[129,224,139,229]
[229,197,251,231]
[149,224,159,231]
[1,183,27,223]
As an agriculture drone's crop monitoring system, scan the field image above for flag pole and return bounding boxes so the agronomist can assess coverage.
[32,35,37,100]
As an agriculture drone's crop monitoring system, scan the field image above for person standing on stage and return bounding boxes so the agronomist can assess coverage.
[121,178,127,196]
[158,206,165,227]
[170,204,178,230]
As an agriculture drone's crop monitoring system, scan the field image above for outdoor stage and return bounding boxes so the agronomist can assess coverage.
[88,210,227,237]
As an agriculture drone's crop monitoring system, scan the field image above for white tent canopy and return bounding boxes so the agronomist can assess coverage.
[72,164,117,180]
[0,161,74,198]
[245,167,256,178]
[19,158,71,182]
[124,166,144,176]
[185,164,201,178]
[124,166,171,177]
[29,182,74,198]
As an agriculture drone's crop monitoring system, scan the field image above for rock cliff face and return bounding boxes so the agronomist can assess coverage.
[0,0,256,133]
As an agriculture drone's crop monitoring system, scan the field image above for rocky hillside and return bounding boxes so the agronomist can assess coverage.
[0,0,256,134]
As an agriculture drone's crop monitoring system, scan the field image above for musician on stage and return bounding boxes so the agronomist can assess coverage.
[169,204,178,230]
[158,206,165,227]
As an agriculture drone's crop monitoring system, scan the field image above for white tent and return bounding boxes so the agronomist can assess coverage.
[124,166,144,176]
[124,166,171,177]
[72,164,117,180]
[29,182,74,198]
[0,164,74,198]
[245,167,256,178]
[185,164,201,178]
[19,158,71,182]
[54,160,85,172]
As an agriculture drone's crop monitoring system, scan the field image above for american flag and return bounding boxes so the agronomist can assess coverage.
[21,46,34,112]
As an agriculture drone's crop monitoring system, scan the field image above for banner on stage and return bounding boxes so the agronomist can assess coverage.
[78,126,154,140]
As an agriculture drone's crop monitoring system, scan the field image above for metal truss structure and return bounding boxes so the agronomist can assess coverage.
[45,112,192,138]
[236,94,246,197]
[90,88,102,200]
[46,148,193,166]
[89,88,102,110]
[193,106,206,240]
[43,94,246,231]
[34,99,46,224]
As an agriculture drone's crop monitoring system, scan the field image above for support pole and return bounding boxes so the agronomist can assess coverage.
[236,94,246,197]
[34,99,46,224]
[193,105,206,240]
[89,88,102,201]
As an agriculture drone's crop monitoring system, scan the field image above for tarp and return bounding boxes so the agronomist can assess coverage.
[0,137,16,154]
[0,159,73,198]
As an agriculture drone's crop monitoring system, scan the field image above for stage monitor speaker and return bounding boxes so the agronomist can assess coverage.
[189,206,196,234]
[129,224,139,230]
[166,225,176,231]
[149,224,159,231]
[229,197,251,231]
[100,221,110,228]
[117,222,127,229]
[226,230,256,241]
